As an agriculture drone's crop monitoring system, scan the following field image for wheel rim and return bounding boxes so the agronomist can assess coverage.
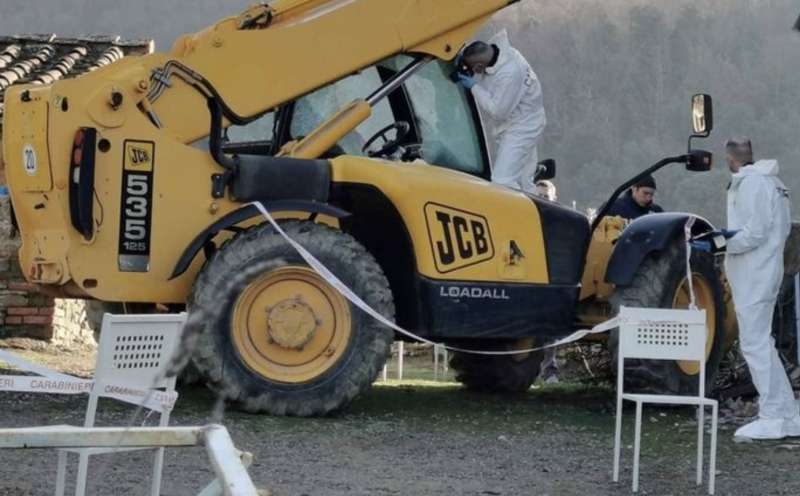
[673,273,716,375]
[231,267,352,384]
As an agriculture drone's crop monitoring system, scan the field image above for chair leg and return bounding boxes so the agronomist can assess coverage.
[150,447,165,496]
[75,452,90,496]
[613,396,624,483]
[709,403,718,495]
[633,401,643,493]
[697,405,705,486]
[55,451,68,496]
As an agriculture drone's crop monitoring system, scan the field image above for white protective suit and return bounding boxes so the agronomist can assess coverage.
[471,31,546,194]
[725,159,800,439]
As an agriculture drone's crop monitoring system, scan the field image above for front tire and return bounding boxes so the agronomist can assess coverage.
[186,221,394,416]
[610,240,726,395]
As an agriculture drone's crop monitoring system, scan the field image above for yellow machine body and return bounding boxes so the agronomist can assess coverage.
[2,0,564,308]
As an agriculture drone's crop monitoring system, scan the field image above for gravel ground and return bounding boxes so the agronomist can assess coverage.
[1,347,799,495]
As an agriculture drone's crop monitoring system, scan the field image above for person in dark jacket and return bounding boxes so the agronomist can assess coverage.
[606,175,663,220]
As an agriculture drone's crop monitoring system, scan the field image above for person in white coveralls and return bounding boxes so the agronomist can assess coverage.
[457,31,546,194]
[699,139,800,440]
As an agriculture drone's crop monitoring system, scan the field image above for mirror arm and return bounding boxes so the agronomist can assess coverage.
[591,155,688,233]
[688,132,709,153]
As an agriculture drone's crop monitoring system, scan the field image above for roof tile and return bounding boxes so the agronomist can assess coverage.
[0,34,153,127]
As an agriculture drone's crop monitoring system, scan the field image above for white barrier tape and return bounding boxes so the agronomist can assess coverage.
[102,384,177,412]
[0,350,176,412]
[253,202,620,356]
[0,375,92,394]
[684,216,698,309]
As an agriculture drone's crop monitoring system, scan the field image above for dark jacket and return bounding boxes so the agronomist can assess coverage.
[606,191,663,220]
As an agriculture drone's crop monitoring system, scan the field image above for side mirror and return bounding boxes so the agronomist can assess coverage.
[535,158,556,181]
[794,14,800,31]
[686,149,713,172]
[691,94,713,137]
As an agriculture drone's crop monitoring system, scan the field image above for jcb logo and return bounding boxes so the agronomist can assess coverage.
[130,147,150,165]
[124,141,154,172]
[424,203,494,273]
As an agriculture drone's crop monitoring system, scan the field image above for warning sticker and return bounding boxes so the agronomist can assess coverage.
[22,144,37,176]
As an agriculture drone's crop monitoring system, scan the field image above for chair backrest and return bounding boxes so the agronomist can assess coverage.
[95,313,186,393]
[618,306,707,362]
[617,306,708,396]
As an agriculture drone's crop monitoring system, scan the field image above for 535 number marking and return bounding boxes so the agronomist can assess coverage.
[118,141,155,272]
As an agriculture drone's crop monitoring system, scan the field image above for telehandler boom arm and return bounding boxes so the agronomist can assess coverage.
[145,0,520,142]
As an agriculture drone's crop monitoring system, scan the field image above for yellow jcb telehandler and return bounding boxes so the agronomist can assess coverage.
[1,0,736,416]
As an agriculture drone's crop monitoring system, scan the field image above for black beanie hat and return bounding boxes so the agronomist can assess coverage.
[634,175,657,190]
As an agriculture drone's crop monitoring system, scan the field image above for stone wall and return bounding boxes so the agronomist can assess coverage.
[0,195,94,346]
[51,298,98,347]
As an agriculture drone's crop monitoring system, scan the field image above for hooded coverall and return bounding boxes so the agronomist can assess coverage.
[472,31,546,194]
[726,159,800,439]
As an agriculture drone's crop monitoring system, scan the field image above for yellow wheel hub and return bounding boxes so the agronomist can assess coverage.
[267,299,319,350]
[231,267,352,384]
[673,273,716,375]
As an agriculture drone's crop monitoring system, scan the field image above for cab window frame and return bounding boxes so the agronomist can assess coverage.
[222,55,493,179]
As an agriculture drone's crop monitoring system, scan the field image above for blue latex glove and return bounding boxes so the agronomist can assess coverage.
[689,240,712,253]
[717,229,740,239]
[458,73,477,90]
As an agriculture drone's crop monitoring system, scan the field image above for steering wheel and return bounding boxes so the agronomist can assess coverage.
[362,121,411,158]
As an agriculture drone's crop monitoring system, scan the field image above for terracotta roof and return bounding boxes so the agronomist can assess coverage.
[0,34,153,126]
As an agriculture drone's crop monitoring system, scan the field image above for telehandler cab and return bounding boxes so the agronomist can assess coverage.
[1,0,736,416]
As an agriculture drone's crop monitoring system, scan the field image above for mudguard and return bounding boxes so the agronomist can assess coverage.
[605,212,715,286]
[169,200,349,280]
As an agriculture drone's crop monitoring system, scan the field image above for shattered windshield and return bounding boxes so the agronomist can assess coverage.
[393,58,488,175]
[291,68,395,155]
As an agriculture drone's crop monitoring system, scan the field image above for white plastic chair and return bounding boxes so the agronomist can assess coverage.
[55,313,185,496]
[612,306,718,495]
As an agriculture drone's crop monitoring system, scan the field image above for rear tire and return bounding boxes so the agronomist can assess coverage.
[773,275,799,364]
[185,221,394,417]
[610,240,726,395]
[450,340,543,393]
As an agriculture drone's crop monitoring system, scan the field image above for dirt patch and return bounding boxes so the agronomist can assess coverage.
[0,337,95,377]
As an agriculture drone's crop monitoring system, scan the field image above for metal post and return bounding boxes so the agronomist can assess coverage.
[434,344,439,381]
[397,341,404,380]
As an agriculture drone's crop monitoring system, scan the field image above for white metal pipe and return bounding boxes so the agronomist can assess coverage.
[0,426,203,449]
[203,425,259,496]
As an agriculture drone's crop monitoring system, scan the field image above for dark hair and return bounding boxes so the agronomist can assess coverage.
[725,138,754,164]
[462,41,492,61]
[634,175,656,190]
